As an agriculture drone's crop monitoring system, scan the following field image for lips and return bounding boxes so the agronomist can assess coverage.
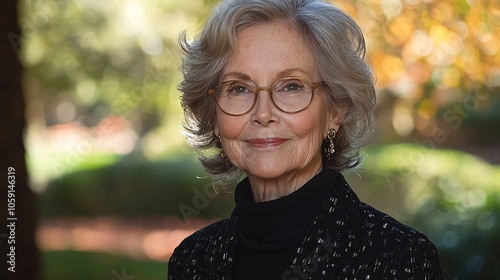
[246,138,287,148]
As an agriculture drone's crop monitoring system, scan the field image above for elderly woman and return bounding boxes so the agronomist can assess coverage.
[169,0,443,279]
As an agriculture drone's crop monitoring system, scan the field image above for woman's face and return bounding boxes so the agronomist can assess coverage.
[215,21,340,182]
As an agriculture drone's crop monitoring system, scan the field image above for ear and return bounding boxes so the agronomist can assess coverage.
[214,126,220,137]
[327,107,345,133]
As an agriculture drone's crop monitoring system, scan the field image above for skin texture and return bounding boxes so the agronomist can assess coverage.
[215,21,343,202]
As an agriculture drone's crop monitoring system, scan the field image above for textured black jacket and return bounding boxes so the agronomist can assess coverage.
[168,172,443,279]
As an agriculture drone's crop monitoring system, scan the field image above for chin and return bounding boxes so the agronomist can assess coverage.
[244,164,290,180]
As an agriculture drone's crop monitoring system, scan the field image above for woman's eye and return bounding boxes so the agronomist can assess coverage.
[228,85,251,94]
[286,83,301,91]
[279,80,305,92]
[234,86,249,93]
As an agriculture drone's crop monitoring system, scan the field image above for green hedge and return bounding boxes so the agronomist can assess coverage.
[39,154,235,220]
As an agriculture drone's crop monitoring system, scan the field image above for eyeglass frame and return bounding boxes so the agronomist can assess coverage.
[208,76,325,116]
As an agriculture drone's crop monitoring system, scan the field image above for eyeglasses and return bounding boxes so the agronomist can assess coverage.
[208,77,324,116]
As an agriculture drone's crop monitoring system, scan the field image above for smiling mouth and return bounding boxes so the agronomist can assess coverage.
[246,138,287,148]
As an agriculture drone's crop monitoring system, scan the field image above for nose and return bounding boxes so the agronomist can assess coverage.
[251,89,279,126]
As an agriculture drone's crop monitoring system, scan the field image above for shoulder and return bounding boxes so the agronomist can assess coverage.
[321,176,443,277]
[329,175,437,253]
[350,197,443,277]
[175,218,234,251]
[168,218,236,279]
[359,201,438,250]
[358,201,431,246]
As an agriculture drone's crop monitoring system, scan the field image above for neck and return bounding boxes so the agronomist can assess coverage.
[247,159,323,202]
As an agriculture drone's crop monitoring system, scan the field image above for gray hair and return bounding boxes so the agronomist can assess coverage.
[178,0,376,181]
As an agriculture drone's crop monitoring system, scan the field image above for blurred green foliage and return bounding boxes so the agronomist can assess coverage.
[41,144,500,279]
[42,250,165,280]
[39,153,234,219]
[20,0,218,159]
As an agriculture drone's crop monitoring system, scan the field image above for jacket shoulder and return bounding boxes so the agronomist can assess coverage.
[319,177,443,278]
[168,218,236,279]
[353,200,443,278]
[330,177,438,253]
[370,206,442,277]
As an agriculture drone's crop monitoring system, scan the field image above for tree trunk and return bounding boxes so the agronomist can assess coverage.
[0,0,40,279]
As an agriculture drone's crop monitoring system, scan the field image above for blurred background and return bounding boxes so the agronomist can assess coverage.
[3,0,500,279]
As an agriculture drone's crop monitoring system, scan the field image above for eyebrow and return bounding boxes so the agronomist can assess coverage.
[222,68,310,81]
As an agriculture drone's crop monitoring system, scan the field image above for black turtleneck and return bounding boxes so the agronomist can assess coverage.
[234,168,338,279]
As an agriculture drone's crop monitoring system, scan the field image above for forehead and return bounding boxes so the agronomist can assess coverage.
[224,21,318,81]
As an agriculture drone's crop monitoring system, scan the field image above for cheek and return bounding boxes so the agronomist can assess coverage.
[291,101,329,139]
[216,111,246,139]
[293,116,321,136]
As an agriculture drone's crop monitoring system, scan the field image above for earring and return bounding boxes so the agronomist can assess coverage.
[324,128,336,160]
[218,134,229,162]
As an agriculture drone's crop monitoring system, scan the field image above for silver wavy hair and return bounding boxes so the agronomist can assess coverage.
[178,0,376,181]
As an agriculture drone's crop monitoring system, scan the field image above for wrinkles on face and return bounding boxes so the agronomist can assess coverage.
[216,21,338,202]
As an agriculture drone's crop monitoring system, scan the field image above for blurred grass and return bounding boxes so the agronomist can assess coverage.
[42,250,166,280]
